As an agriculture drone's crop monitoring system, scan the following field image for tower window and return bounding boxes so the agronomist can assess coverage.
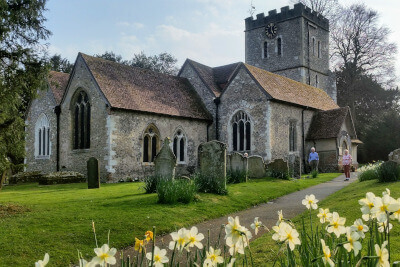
[173,130,187,163]
[143,125,160,163]
[318,41,321,58]
[312,37,316,56]
[35,114,50,158]
[289,121,297,152]
[232,111,251,152]
[277,38,282,56]
[263,41,268,59]
[73,91,90,149]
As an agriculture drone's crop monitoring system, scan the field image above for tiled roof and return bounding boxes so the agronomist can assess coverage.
[48,71,70,104]
[81,53,212,121]
[306,107,351,140]
[244,64,339,111]
[185,59,240,97]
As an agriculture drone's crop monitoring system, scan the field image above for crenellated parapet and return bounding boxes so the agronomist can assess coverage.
[245,3,329,31]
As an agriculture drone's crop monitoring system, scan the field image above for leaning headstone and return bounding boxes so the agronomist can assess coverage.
[267,159,289,179]
[247,156,266,179]
[229,152,248,172]
[87,157,100,189]
[198,140,227,188]
[287,154,302,178]
[154,138,176,179]
[388,148,400,164]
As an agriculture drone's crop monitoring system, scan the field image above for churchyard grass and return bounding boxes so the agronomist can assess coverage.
[0,173,339,265]
[249,179,400,265]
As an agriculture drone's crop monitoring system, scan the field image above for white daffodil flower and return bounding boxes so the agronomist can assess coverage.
[326,212,346,238]
[375,241,390,267]
[203,246,224,267]
[186,226,204,250]
[302,194,319,210]
[371,194,400,223]
[390,198,400,222]
[92,244,117,266]
[350,218,369,238]
[378,221,393,234]
[277,210,283,225]
[359,192,376,221]
[79,258,94,267]
[320,239,334,267]
[317,208,332,224]
[146,246,169,267]
[226,236,246,255]
[225,216,252,246]
[35,253,49,267]
[251,217,263,235]
[273,221,300,251]
[169,228,189,251]
[343,227,362,256]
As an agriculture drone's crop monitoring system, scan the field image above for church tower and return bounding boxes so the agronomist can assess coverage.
[245,3,336,102]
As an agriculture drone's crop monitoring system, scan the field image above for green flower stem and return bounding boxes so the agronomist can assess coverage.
[150,226,156,267]
[309,208,314,243]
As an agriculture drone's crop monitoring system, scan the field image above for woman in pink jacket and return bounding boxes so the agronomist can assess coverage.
[342,149,352,181]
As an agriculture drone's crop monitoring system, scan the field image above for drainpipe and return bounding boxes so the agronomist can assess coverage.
[301,107,308,173]
[54,105,61,171]
[214,97,221,140]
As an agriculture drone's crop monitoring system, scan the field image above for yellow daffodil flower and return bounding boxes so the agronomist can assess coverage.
[145,231,153,242]
[134,238,145,253]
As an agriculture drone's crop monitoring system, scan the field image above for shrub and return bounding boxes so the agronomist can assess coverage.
[156,179,197,204]
[227,169,247,184]
[268,169,289,180]
[193,172,227,195]
[357,161,382,182]
[143,175,159,194]
[310,170,318,178]
[378,161,400,183]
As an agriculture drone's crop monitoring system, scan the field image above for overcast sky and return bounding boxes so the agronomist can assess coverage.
[45,0,400,85]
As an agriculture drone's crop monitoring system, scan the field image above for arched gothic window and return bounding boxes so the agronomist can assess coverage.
[289,120,297,152]
[35,114,50,157]
[143,125,160,163]
[232,111,251,152]
[277,38,282,56]
[173,129,186,163]
[73,91,91,149]
[263,41,268,59]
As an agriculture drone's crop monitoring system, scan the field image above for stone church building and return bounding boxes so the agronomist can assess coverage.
[25,3,360,181]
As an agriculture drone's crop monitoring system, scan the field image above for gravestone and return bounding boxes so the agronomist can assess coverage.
[154,138,176,179]
[228,152,248,172]
[87,157,100,189]
[267,159,289,179]
[247,156,266,179]
[388,149,400,164]
[287,154,302,178]
[198,140,227,188]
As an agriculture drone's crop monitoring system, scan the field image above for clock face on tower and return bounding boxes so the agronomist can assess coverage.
[265,23,277,39]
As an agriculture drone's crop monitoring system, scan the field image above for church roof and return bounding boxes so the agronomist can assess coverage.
[306,107,354,140]
[181,59,240,97]
[48,71,70,104]
[243,64,339,111]
[80,53,212,121]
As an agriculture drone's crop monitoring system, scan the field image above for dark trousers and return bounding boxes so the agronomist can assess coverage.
[344,165,351,178]
[310,160,319,172]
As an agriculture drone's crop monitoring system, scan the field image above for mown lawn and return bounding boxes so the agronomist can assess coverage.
[0,173,340,266]
[250,179,400,265]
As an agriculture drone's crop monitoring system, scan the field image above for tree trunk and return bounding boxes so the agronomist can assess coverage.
[0,170,7,191]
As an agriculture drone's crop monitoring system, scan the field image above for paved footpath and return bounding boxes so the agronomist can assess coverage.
[116,173,356,264]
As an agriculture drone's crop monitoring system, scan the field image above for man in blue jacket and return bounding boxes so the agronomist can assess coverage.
[308,147,319,172]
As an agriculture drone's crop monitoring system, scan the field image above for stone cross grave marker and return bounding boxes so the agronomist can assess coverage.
[87,157,100,189]
[154,138,176,179]
[198,140,227,188]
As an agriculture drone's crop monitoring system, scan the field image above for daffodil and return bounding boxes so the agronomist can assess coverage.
[371,194,400,222]
[359,192,376,221]
[251,217,263,235]
[134,237,145,253]
[272,221,300,251]
[326,212,346,238]
[92,244,117,266]
[302,194,319,210]
[343,227,362,256]
[383,188,390,196]
[35,253,49,267]
[146,246,168,267]
[186,226,204,250]
[226,236,246,255]
[225,216,252,246]
[317,208,332,224]
[378,221,393,233]
[169,228,189,250]
[390,198,400,222]
[320,239,334,267]
[79,258,94,267]
[203,246,224,267]
[277,210,283,225]
[145,231,153,242]
[350,218,369,238]
[227,258,236,267]
[375,241,390,267]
